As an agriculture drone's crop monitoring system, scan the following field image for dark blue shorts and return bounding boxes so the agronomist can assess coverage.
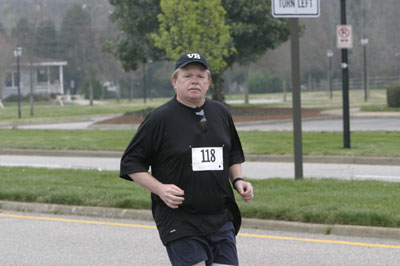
[166,221,238,266]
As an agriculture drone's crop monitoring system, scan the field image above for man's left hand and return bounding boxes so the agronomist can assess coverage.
[235,180,254,202]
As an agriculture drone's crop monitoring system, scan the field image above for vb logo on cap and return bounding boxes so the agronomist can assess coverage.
[174,53,209,70]
[187,53,201,59]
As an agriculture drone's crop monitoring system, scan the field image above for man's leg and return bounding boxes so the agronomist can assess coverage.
[166,237,211,266]
[209,222,238,266]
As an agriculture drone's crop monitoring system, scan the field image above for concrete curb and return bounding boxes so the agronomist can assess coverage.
[1,148,400,166]
[1,201,399,241]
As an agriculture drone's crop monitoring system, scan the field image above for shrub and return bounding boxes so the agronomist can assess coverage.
[4,94,50,102]
[81,77,104,100]
[387,82,400,107]
[248,70,282,94]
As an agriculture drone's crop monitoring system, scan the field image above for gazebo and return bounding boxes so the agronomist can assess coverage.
[3,56,67,99]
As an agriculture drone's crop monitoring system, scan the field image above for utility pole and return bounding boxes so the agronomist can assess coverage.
[340,0,351,149]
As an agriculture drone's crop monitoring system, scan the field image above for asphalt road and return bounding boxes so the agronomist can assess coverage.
[1,211,399,266]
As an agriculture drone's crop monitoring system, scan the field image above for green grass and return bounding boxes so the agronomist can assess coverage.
[239,131,400,157]
[1,129,399,157]
[0,166,151,209]
[226,89,390,109]
[1,166,399,228]
[1,89,393,124]
[241,178,400,227]
[360,105,400,112]
[0,129,132,151]
[0,99,166,124]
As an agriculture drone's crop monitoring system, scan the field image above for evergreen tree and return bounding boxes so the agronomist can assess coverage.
[222,0,290,66]
[0,23,5,34]
[59,4,94,94]
[107,0,165,71]
[11,18,33,49]
[35,19,58,59]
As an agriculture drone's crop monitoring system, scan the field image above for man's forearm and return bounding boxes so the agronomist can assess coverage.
[129,172,164,195]
[229,164,243,181]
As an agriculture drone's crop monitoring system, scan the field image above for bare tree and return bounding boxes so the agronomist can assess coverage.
[0,32,14,108]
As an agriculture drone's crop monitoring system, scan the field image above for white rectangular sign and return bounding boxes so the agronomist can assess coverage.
[336,25,353,49]
[272,0,320,18]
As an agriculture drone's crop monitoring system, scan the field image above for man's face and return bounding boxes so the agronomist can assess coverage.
[172,63,210,107]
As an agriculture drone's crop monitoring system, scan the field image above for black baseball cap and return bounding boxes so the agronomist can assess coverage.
[174,53,209,70]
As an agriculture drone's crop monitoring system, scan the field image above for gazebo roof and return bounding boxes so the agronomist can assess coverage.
[18,56,67,67]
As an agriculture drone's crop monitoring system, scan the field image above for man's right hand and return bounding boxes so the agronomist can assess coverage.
[157,184,185,209]
[129,172,185,209]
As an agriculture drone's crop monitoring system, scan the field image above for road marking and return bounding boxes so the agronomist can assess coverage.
[0,213,156,229]
[1,213,399,249]
[238,233,400,249]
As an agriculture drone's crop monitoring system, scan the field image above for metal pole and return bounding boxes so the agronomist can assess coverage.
[329,55,333,99]
[290,18,303,180]
[327,49,333,99]
[143,63,147,104]
[16,54,22,119]
[362,38,368,101]
[340,0,351,149]
[29,61,34,116]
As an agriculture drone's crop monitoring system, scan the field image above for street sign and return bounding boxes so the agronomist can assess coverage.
[271,0,320,18]
[336,24,353,49]
[271,0,320,179]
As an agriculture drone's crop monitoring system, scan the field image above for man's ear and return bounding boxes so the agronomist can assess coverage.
[171,77,177,90]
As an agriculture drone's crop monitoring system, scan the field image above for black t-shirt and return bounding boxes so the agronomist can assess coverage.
[120,97,245,245]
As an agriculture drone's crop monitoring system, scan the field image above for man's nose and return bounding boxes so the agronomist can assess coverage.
[191,77,199,83]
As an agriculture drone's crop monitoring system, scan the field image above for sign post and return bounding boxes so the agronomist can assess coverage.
[339,0,351,149]
[271,0,320,180]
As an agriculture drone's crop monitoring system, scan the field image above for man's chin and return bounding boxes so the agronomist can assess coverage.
[187,91,203,99]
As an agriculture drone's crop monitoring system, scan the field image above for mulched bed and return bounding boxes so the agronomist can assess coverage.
[95,106,324,125]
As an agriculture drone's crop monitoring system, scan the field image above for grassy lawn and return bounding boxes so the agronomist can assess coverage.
[1,90,399,228]
[1,89,395,123]
[227,89,391,109]
[0,129,399,157]
[1,166,399,228]
[0,98,166,124]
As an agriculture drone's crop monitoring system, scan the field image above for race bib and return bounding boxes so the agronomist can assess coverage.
[192,147,223,171]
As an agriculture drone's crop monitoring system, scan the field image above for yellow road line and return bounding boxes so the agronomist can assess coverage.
[0,213,156,229]
[1,213,399,249]
[238,233,400,249]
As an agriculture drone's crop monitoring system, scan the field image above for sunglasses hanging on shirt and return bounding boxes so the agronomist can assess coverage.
[195,108,208,133]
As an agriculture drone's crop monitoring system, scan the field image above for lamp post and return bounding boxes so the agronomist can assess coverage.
[360,35,369,101]
[327,49,334,99]
[13,46,22,119]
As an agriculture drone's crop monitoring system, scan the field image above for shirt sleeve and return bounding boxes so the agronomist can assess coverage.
[227,110,245,166]
[119,115,158,181]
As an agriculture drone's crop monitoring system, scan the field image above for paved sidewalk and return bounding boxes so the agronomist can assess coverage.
[1,150,400,182]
